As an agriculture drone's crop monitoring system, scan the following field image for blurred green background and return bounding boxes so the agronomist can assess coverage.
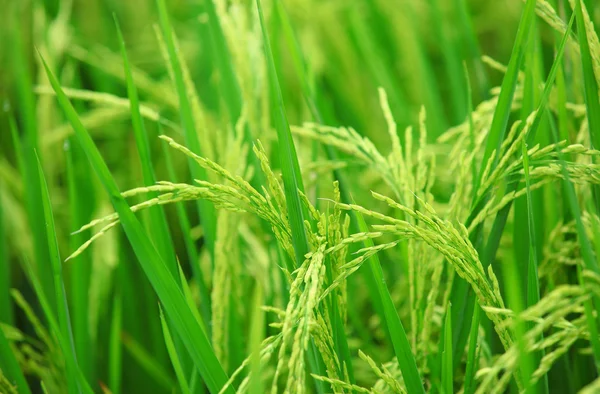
[1,0,594,392]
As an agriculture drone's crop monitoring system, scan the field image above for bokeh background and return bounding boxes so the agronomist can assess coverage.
[1,0,596,393]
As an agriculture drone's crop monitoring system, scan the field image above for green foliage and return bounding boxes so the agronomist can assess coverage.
[3,0,600,393]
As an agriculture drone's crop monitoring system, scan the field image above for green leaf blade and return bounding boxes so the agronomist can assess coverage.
[37,153,83,394]
[355,210,425,394]
[155,0,217,254]
[39,51,233,394]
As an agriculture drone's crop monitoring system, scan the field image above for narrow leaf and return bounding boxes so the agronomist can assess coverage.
[355,210,425,394]
[155,0,217,254]
[37,153,82,394]
[39,52,233,394]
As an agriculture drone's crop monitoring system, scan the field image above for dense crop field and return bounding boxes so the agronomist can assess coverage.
[2,0,600,393]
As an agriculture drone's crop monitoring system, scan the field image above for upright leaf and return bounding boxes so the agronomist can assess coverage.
[155,0,217,254]
[37,154,82,394]
[39,53,233,394]
[255,0,308,267]
[114,17,178,278]
[441,303,453,394]
[355,210,425,394]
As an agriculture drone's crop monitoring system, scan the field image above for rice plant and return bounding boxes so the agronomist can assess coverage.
[3,0,600,393]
